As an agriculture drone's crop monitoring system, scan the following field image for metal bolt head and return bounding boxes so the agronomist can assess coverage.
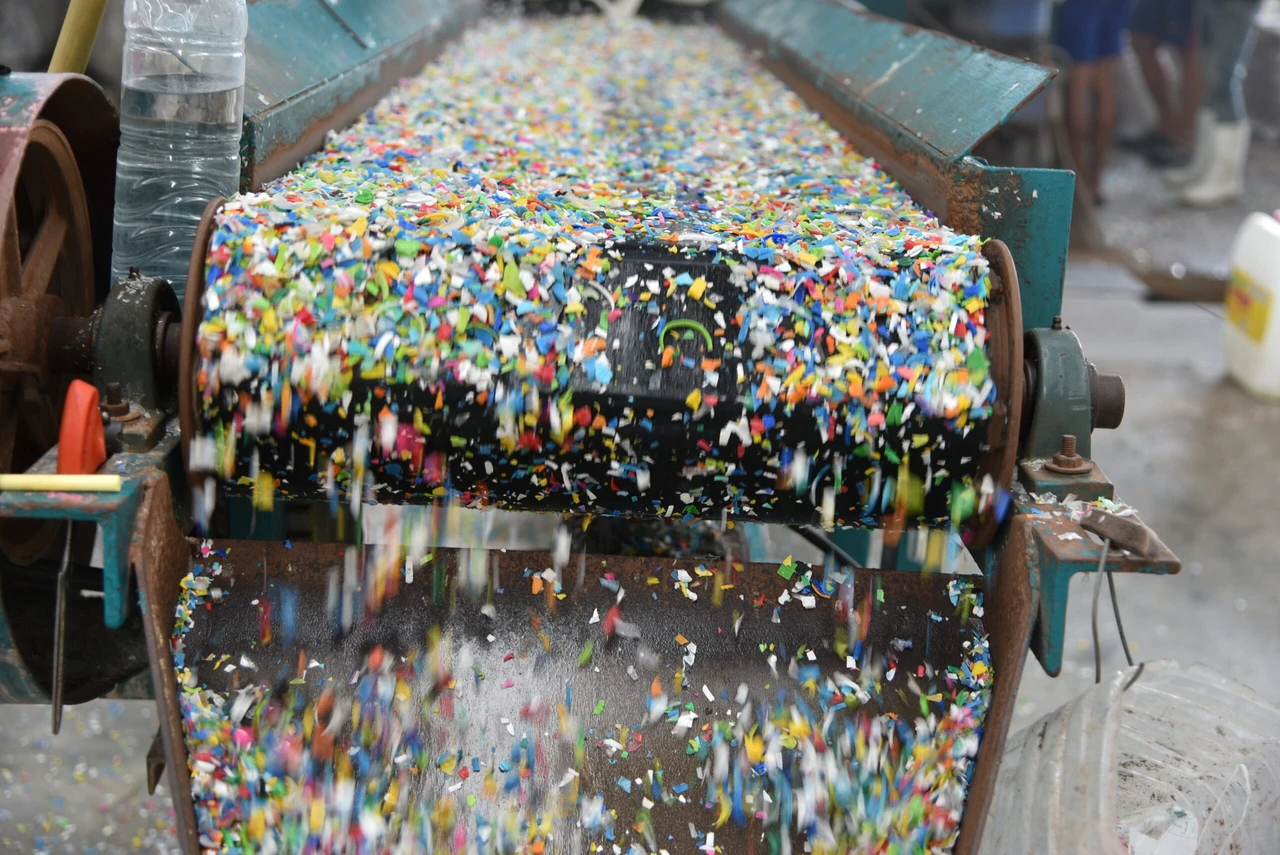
[1051,315,1064,330]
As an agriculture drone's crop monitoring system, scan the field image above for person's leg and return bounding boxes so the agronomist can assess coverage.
[1057,1,1104,198]
[1163,37,1214,184]
[1090,3,1129,198]
[1094,56,1119,197]
[1132,33,1179,139]
[1066,61,1100,198]
[1129,0,1183,141]
[1181,0,1263,205]
[1178,41,1203,144]
[1203,0,1261,123]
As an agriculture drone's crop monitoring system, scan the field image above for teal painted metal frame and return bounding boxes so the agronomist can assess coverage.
[994,479,1179,675]
[0,435,181,631]
[239,0,483,190]
[0,0,1150,689]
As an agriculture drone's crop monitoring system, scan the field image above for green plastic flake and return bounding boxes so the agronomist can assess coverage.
[966,347,990,382]
[503,260,526,298]
[593,699,606,715]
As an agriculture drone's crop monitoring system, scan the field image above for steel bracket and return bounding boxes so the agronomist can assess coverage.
[1003,483,1180,675]
[0,428,184,628]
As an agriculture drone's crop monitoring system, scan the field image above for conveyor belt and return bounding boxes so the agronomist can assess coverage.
[188,17,1001,530]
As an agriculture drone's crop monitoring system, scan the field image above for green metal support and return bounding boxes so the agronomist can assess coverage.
[963,161,1075,329]
[1022,327,1094,459]
[996,483,1179,675]
[850,0,911,20]
[227,498,288,540]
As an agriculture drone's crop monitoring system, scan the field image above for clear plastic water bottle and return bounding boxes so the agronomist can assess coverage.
[110,0,248,300]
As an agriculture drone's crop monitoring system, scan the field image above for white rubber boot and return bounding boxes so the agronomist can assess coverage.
[1179,120,1251,208]
[1163,109,1215,187]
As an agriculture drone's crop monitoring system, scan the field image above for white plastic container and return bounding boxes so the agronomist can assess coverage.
[1224,212,1280,398]
[109,0,248,300]
[980,660,1280,855]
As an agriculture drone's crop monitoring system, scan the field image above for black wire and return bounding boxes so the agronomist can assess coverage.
[1107,569,1135,667]
[1122,661,1146,692]
[1091,539,1110,684]
[788,525,864,569]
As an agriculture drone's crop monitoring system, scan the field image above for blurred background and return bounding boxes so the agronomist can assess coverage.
[2,1,1278,852]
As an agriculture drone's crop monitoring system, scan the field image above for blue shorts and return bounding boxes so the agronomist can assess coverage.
[1055,0,1132,62]
[1131,0,1200,47]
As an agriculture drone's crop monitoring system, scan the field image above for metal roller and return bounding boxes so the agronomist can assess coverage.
[180,220,1024,538]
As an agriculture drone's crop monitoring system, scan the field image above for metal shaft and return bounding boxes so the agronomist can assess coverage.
[51,522,73,734]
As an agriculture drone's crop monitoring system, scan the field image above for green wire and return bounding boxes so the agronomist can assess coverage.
[466,321,499,342]
[659,319,713,351]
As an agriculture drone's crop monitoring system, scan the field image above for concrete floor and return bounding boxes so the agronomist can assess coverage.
[4,46,1280,855]
[0,702,179,853]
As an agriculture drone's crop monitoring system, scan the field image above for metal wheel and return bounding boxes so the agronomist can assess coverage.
[968,239,1024,550]
[0,119,95,564]
[179,195,223,486]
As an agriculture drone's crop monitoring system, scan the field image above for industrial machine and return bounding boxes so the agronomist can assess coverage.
[0,1,1179,852]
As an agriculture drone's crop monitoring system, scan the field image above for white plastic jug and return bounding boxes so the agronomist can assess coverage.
[1224,211,1280,399]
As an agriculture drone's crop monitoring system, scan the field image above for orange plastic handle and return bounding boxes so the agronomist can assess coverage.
[57,379,106,475]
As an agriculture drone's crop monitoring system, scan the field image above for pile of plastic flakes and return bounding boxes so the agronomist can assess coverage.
[173,541,992,854]
[193,15,998,528]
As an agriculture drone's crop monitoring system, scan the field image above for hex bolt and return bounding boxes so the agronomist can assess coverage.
[104,382,132,419]
[1044,432,1093,475]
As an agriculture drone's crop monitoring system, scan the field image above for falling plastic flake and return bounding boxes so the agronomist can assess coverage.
[173,544,994,855]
